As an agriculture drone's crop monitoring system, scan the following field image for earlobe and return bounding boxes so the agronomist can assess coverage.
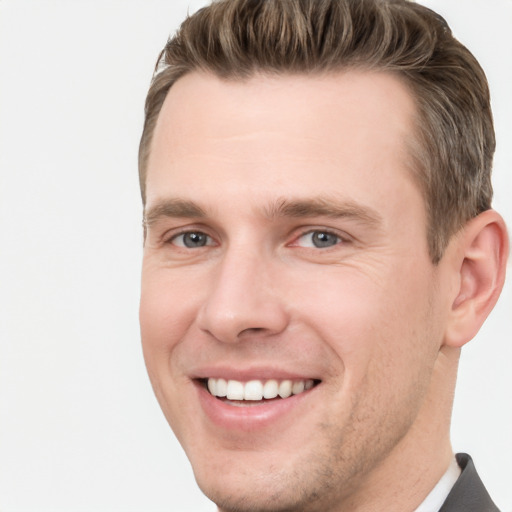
[444,209,509,348]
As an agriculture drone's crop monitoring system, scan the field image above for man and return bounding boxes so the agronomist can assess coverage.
[138,0,509,510]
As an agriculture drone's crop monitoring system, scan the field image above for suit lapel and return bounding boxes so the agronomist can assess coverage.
[438,453,499,512]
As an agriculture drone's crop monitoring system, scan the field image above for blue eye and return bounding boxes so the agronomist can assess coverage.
[297,230,341,248]
[172,231,213,248]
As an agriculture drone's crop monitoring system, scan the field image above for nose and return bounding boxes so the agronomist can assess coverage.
[196,248,289,343]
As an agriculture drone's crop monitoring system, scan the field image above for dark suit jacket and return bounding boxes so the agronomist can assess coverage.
[439,453,500,511]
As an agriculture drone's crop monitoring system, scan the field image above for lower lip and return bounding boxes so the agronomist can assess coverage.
[195,382,315,431]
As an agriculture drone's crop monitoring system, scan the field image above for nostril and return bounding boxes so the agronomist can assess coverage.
[238,327,266,337]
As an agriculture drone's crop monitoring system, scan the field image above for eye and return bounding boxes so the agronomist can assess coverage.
[295,230,342,249]
[171,231,214,248]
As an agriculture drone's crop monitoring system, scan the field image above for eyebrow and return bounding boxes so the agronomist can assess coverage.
[144,198,207,228]
[144,196,383,228]
[264,197,383,227]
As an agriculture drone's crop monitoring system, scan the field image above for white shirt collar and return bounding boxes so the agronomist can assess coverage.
[413,457,461,512]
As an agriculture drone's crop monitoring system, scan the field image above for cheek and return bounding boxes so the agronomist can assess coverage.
[289,259,436,376]
[140,268,199,351]
[139,271,202,434]
[139,268,205,416]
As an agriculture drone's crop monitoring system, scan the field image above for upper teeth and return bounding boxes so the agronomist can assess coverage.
[207,378,315,400]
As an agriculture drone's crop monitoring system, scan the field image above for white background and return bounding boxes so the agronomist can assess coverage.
[0,1,510,511]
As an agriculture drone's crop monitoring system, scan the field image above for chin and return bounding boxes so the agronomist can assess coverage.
[187,438,353,512]
[196,469,312,512]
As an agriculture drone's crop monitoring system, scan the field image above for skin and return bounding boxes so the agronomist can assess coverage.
[140,71,507,511]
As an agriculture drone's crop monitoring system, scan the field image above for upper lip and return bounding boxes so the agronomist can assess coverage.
[190,366,320,382]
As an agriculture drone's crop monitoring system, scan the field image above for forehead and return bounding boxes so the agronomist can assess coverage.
[146,70,420,214]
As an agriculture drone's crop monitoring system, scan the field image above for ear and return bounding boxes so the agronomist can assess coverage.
[443,209,509,348]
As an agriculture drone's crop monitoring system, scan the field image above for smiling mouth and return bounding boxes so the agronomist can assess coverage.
[202,377,320,405]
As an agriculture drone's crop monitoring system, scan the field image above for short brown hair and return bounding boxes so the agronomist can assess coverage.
[139,0,495,263]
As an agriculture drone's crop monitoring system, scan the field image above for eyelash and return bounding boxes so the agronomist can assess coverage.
[290,229,347,249]
[162,227,350,251]
[166,229,216,248]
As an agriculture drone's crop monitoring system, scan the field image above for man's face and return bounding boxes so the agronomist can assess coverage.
[140,71,450,511]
